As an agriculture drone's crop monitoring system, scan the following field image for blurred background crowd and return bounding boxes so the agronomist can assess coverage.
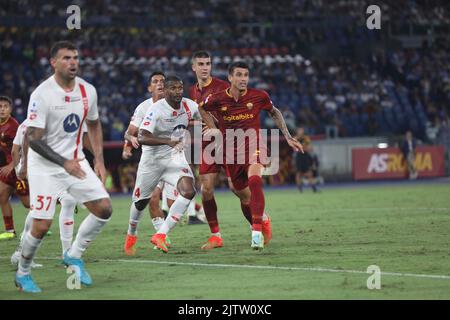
[1,0,449,190]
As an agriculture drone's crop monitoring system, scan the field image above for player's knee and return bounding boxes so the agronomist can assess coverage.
[201,184,214,199]
[134,199,148,211]
[179,186,196,200]
[61,197,77,207]
[96,200,112,220]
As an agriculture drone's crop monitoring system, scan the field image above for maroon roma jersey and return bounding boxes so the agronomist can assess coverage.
[0,116,19,166]
[189,77,229,121]
[201,87,274,163]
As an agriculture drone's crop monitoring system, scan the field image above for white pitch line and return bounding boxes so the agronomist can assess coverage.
[2,256,450,281]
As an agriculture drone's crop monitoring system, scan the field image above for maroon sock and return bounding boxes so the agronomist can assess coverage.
[248,176,265,232]
[240,203,252,225]
[3,215,14,232]
[202,198,219,234]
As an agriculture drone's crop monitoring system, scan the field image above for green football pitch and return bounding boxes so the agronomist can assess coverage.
[1,182,450,300]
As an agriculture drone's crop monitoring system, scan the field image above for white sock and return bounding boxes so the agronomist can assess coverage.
[158,196,191,234]
[68,213,109,259]
[17,232,42,276]
[128,203,144,236]
[19,212,33,245]
[262,211,269,221]
[152,217,164,232]
[212,232,221,237]
[187,200,196,217]
[59,198,76,255]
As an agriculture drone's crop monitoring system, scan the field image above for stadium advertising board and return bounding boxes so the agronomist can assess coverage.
[352,146,445,180]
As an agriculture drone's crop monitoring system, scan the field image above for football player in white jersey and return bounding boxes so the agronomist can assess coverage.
[136,76,201,252]
[15,41,112,293]
[10,121,90,266]
[123,72,205,255]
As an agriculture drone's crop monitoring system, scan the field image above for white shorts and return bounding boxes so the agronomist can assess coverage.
[132,154,193,203]
[29,159,110,220]
[158,181,178,201]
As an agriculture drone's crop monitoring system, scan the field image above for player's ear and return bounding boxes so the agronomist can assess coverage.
[50,57,57,68]
[228,74,232,82]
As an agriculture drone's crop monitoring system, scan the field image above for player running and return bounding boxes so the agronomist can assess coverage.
[15,41,112,293]
[190,51,270,249]
[199,61,303,250]
[0,96,30,240]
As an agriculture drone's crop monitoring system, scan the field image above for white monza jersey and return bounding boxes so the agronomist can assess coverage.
[139,97,200,160]
[26,75,98,175]
[130,98,154,128]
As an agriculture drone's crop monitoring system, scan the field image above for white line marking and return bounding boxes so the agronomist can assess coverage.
[2,256,450,280]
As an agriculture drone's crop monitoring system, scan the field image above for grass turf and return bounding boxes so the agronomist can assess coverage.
[1,183,449,299]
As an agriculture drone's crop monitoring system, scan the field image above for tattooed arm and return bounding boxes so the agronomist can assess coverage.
[267,106,304,153]
[27,126,86,179]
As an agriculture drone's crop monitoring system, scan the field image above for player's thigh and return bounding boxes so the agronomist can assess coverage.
[162,160,195,195]
[248,163,265,177]
[28,174,64,220]
[162,181,178,201]
[132,163,164,203]
[199,172,217,192]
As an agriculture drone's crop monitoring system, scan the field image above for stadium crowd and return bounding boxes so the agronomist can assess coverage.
[1,0,449,188]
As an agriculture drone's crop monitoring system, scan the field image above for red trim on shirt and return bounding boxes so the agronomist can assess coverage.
[74,84,89,159]
[182,101,192,121]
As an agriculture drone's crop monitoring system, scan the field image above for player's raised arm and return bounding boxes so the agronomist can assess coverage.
[267,106,304,153]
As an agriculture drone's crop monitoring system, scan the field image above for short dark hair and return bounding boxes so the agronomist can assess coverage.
[148,71,165,86]
[50,41,78,58]
[0,95,13,106]
[164,75,183,86]
[228,61,249,75]
[191,50,211,64]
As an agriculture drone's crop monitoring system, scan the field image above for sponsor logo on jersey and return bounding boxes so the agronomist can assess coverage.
[223,113,254,121]
[172,111,177,117]
[63,113,81,133]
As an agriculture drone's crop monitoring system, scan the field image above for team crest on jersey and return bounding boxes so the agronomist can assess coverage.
[63,113,81,132]
[246,103,253,110]
[221,106,228,112]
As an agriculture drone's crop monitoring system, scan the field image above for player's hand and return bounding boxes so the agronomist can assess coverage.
[64,158,87,179]
[168,136,182,148]
[122,149,132,160]
[287,137,304,153]
[130,136,140,149]
[94,160,107,185]
[0,163,14,178]
[18,166,27,180]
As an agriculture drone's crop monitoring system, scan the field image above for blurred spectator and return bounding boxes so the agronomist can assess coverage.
[401,130,418,179]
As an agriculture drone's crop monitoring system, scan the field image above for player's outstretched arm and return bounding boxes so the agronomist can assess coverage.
[137,129,181,147]
[27,126,86,179]
[267,106,304,153]
[86,119,107,183]
[198,107,217,130]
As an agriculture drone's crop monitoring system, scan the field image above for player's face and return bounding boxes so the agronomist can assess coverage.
[165,81,184,104]
[51,48,79,80]
[148,75,165,99]
[0,101,12,121]
[228,67,249,92]
[192,58,212,82]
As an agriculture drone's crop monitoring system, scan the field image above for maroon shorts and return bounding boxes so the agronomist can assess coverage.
[0,170,29,196]
[199,140,229,176]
